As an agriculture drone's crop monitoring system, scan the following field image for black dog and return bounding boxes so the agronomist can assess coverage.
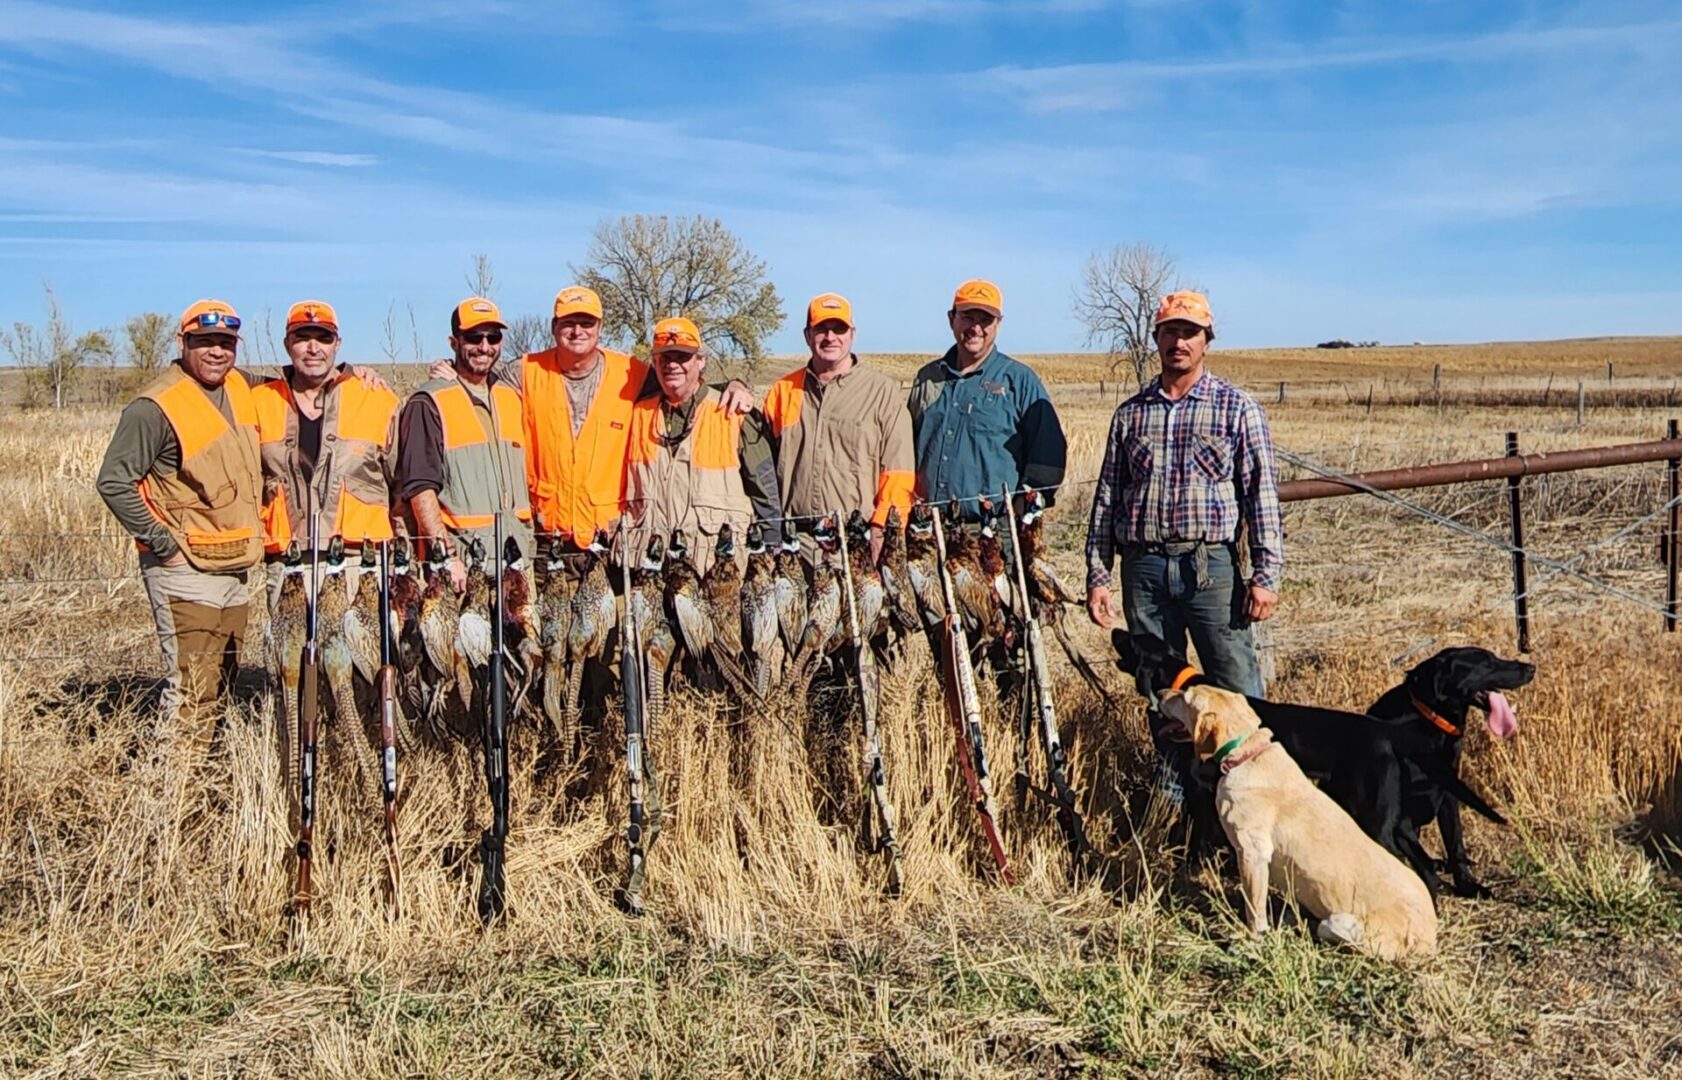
[1113,630,1523,901]
[1365,646,1534,897]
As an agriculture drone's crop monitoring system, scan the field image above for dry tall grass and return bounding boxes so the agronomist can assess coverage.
[4,370,1682,1077]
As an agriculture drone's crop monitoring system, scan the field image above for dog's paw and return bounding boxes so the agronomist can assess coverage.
[1452,877,1493,899]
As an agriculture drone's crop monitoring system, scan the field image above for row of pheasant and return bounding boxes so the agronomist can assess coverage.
[267,491,1107,771]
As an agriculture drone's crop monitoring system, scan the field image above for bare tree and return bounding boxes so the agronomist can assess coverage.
[380,301,403,365]
[465,253,497,300]
[503,314,549,361]
[1072,242,1193,389]
[0,283,115,408]
[123,312,174,391]
[573,214,784,380]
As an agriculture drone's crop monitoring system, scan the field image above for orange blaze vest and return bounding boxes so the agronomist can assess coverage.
[521,347,647,543]
[135,365,264,572]
[252,372,398,555]
[626,388,752,574]
[414,377,533,552]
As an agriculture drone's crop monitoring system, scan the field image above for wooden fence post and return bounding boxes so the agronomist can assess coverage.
[1668,418,1679,632]
[1277,381,1285,404]
[1505,431,1531,653]
[1576,382,1585,427]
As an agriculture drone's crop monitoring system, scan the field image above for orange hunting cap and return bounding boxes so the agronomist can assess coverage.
[952,279,1002,317]
[285,300,339,334]
[1153,291,1214,330]
[651,316,702,354]
[806,292,854,329]
[178,298,241,336]
[454,296,506,333]
[553,285,603,321]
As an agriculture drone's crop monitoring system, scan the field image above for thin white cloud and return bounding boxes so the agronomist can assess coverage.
[981,18,1682,112]
[237,149,380,168]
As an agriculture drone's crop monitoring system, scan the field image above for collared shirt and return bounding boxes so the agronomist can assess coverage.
[1085,371,1284,592]
[907,346,1066,515]
[763,355,915,529]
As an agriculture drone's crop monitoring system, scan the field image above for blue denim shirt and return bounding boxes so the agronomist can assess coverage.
[908,346,1066,515]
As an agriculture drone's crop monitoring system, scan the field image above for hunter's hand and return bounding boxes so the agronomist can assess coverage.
[448,555,467,593]
[1247,584,1279,622]
[161,549,188,568]
[1086,585,1114,628]
[717,379,754,416]
[427,358,454,381]
[349,364,391,392]
[869,524,885,566]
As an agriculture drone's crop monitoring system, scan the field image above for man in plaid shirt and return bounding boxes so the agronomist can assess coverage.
[1085,291,1283,704]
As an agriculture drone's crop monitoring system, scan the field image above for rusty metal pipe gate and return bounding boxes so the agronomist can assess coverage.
[1276,424,1682,650]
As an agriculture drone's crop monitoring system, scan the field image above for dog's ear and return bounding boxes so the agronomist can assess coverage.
[1191,708,1223,760]
[1110,628,1136,668]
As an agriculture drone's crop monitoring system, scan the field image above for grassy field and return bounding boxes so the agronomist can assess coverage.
[3,340,1682,1077]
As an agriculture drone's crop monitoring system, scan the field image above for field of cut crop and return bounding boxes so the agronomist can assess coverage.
[2,337,1681,1077]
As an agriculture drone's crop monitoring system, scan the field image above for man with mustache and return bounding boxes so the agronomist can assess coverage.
[1084,291,1283,805]
[399,297,533,591]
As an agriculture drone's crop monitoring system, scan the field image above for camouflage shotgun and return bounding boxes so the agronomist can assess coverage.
[375,538,402,915]
[930,508,1012,882]
[616,522,652,916]
[1000,486,1092,871]
[294,498,322,914]
[835,507,903,896]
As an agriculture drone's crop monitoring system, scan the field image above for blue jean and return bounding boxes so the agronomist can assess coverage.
[1122,542,1263,809]
[1121,541,1263,699]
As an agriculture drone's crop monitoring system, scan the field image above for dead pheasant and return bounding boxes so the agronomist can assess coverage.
[740,522,783,699]
[903,502,946,630]
[631,533,677,732]
[771,535,807,683]
[537,534,576,740]
[844,510,889,645]
[269,541,309,812]
[975,497,1019,628]
[562,531,616,754]
[788,516,844,690]
[1017,489,1115,703]
[944,500,1004,649]
[878,505,921,642]
[417,540,469,736]
[498,535,542,716]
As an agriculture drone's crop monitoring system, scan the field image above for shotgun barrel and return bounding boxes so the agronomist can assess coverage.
[836,508,903,896]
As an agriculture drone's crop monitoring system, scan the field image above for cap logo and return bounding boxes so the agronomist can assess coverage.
[821,299,841,310]
[472,301,493,313]
[302,306,317,321]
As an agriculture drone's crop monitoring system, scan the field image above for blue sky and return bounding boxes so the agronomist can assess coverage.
[1,0,1679,356]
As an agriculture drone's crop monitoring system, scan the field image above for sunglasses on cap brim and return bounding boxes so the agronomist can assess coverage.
[186,312,241,332]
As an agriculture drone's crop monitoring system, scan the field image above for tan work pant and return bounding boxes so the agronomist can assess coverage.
[141,554,251,748]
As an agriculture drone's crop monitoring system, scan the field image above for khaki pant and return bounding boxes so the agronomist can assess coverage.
[141,554,251,746]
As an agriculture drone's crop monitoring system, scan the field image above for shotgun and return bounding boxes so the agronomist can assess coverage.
[375,538,402,915]
[999,486,1091,869]
[930,507,1012,882]
[836,507,903,896]
[616,521,651,916]
[294,497,322,913]
[478,513,510,923]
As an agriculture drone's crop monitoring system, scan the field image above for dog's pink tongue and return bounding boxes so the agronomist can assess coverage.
[1485,692,1518,739]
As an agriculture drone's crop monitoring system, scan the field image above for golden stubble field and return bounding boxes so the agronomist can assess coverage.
[2,337,1682,1078]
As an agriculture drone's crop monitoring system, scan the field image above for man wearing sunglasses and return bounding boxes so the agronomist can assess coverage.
[97,299,265,744]
[907,279,1067,518]
[625,317,781,576]
[398,297,533,591]
[251,301,402,609]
